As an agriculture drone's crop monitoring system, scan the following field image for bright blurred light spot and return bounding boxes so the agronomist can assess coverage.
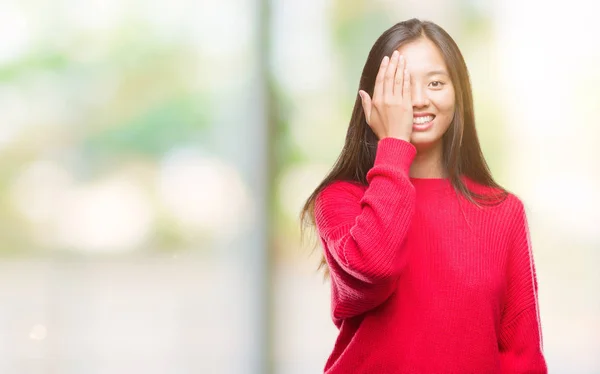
[29,324,47,341]
[277,163,329,223]
[0,3,31,63]
[158,149,251,237]
[55,174,154,253]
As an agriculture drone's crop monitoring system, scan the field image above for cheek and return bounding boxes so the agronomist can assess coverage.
[430,90,455,135]
[432,89,455,115]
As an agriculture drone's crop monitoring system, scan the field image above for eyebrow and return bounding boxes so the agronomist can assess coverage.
[426,70,449,77]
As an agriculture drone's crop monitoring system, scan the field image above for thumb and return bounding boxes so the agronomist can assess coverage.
[358,90,372,124]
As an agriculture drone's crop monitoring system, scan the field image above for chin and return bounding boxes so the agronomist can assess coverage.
[410,133,443,149]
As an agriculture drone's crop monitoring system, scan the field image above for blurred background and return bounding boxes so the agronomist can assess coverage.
[0,0,598,373]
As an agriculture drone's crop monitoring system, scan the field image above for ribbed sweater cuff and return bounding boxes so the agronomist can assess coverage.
[374,138,417,175]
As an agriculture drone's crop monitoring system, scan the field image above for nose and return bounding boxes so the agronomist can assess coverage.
[411,85,430,108]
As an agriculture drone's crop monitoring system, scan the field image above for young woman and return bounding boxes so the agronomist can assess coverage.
[300,19,548,373]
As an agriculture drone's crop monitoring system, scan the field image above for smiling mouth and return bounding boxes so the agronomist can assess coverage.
[413,115,435,124]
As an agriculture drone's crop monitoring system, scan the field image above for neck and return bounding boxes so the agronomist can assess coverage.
[409,141,447,179]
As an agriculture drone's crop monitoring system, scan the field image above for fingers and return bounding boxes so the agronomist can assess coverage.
[373,55,389,101]
[358,90,372,124]
[402,68,411,102]
[394,55,405,96]
[384,50,399,98]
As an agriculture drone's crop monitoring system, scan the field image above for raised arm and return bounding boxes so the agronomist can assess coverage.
[314,138,416,321]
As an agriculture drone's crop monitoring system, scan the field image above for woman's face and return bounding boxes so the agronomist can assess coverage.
[397,37,456,149]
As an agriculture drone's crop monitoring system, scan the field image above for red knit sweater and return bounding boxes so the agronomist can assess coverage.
[314,138,547,374]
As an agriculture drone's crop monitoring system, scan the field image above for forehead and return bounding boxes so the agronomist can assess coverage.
[397,38,448,75]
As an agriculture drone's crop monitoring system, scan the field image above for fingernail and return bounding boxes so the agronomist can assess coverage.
[392,50,399,58]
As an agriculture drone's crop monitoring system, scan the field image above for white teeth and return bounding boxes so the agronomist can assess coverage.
[413,115,434,124]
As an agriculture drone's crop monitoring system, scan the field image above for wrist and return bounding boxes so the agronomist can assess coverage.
[382,133,411,143]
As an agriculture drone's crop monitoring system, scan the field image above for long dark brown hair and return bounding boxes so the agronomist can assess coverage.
[299,19,507,275]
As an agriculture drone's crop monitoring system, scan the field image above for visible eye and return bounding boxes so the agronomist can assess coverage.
[429,81,445,89]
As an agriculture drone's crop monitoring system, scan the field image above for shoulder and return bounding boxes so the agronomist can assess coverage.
[462,175,507,197]
[462,176,525,209]
[503,193,529,238]
[495,192,527,224]
[504,193,526,213]
[461,176,528,225]
[483,189,529,239]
